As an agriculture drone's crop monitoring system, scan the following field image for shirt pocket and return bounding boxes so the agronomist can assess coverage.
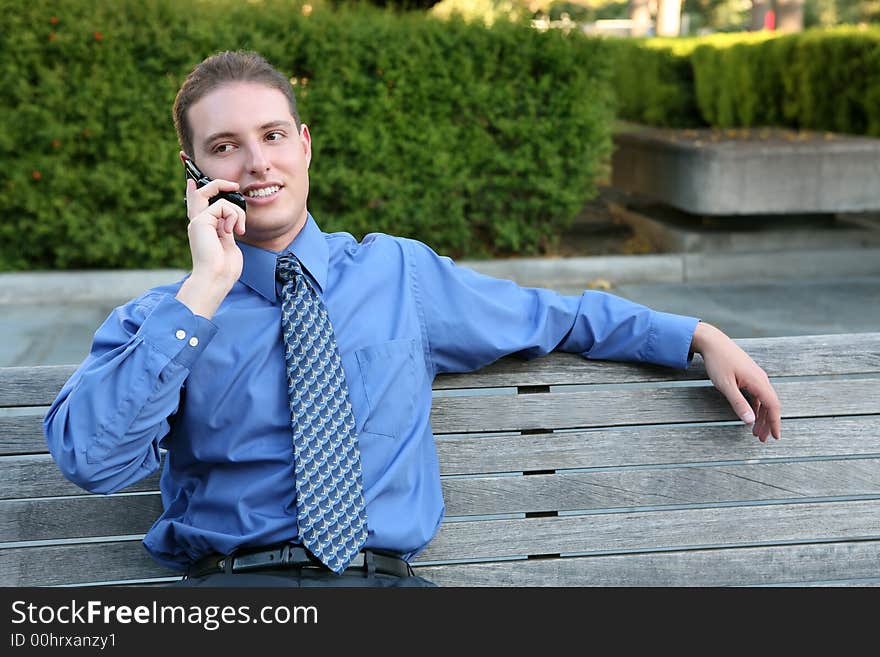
[354,338,418,439]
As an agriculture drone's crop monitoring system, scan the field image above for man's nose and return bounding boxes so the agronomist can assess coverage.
[245,142,270,173]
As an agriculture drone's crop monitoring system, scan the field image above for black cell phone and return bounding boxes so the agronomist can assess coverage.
[182,155,248,213]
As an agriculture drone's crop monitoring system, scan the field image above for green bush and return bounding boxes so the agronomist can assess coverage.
[611,27,880,136]
[606,37,703,128]
[0,0,614,270]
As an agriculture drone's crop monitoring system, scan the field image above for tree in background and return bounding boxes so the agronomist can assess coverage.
[368,0,878,31]
[656,0,684,33]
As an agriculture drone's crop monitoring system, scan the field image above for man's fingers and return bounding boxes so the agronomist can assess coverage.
[185,178,241,220]
[717,380,755,425]
[744,381,781,442]
[770,411,782,440]
[752,402,769,442]
[212,200,246,235]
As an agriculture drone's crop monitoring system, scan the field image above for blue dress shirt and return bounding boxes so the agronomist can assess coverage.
[45,214,699,570]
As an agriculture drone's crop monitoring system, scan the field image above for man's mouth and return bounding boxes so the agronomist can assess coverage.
[245,185,281,199]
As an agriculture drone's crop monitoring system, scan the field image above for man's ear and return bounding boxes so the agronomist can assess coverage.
[300,124,312,169]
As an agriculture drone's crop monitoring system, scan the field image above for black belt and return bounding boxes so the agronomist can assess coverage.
[186,545,411,579]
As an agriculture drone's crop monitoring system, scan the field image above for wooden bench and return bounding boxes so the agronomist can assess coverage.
[2,332,879,586]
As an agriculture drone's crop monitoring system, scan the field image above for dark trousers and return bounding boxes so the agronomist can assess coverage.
[170,567,437,588]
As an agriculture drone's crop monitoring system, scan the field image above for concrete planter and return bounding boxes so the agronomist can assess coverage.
[611,125,880,216]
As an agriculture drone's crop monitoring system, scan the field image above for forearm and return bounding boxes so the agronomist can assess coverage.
[44,293,217,492]
[544,289,699,369]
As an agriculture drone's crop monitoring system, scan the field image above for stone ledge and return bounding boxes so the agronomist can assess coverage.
[611,125,880,215]
[608,200,880,254]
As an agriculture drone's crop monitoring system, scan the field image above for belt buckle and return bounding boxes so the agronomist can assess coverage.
[231,545,290,572]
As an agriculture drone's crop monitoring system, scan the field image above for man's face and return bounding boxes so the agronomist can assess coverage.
[186,81,312,252]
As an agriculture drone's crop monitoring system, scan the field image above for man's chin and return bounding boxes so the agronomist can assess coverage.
[237,218,307,251]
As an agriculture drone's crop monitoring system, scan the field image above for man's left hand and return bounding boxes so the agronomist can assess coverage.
[691,322,782,442]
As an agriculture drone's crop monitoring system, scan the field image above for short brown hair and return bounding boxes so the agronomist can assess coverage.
[173,50,301,156]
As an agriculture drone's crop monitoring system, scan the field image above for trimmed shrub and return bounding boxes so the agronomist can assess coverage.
[0,0,614,270]
[611,27,880,136]
[606,37,702,128]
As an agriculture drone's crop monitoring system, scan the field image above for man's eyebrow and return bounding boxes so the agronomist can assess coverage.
[202,120,293,146]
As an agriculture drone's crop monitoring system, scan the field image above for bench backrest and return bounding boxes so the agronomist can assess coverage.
[2,333,879,586]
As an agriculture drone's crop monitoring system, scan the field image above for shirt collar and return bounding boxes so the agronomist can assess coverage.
[238,213,329,303]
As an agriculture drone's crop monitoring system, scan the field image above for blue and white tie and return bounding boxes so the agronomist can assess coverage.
[276,253,368,574]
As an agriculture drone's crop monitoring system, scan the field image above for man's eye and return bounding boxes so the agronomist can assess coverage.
[266,131,284,141]
[213,143,234,154]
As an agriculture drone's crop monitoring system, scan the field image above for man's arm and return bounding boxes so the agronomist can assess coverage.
[44,178,245,493]
[403,238,780,443]
[690,321,782,442]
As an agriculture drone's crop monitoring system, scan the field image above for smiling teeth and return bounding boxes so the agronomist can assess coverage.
[245,185,280,198]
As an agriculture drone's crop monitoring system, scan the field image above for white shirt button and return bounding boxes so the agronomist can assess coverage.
[189,337,199,347]
[175,330,186,340]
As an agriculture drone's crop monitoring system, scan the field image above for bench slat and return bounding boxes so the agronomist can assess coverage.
[0,494,163,542]
[433,333,880,389]
[0,540,173,587]
[0,414,44,455]
[415,499,880,562]
[3,506,879,586]
[442,458,880,516]
[3,334,878,406]
[8,379,880,456]
[430,378,880,434]
[0,455,161,500]
[5,459,879,542]
[436,416,880,475]
[418,540,880,586]
[0,365,76,407]
[4,415,879,499]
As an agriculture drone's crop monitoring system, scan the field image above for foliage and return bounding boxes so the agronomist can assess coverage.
[604,37,703,126]
[610,27,880,135]
[0,0,615,270]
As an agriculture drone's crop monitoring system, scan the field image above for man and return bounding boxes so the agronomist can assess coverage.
[44,51,781,587]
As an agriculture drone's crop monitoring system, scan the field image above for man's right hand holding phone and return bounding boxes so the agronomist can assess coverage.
[175,176,247,320]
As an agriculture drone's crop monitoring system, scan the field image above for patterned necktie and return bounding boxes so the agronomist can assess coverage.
[276,253,368,574]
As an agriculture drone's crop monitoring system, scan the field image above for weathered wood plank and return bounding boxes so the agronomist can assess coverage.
[442,458,880,517]
[436,416,880,475]
[3,532,879,588]
[0,540,175,587]
[8,405,880,464]
[0,494,163,542]
[414,499,880,562]
[433,333,880,389]
[430,378,880,434]
[6,415,879,499]
[0,413,46,455]
[6,459,878,541]
[3,334,878,404]
[417,540,880,586]
[0,365,76,407]
[0,455,161,500]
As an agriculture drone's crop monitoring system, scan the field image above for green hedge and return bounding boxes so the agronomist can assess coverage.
[606,37,701,128]
[612,27,880,136]
[0,0,614,270]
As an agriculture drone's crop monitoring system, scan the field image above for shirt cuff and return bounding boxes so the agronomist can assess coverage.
[646,311,700,370]
[136,294,219,369]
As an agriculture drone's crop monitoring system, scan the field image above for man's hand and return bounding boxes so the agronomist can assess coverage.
[691,322,781,442]
[175,177,247,319]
